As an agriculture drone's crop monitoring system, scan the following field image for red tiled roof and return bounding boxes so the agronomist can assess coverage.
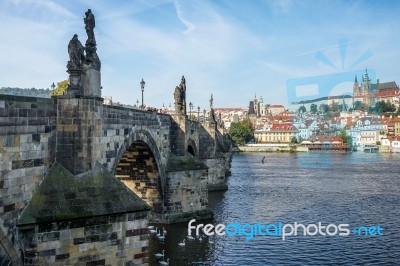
[271,123,298,131]
[305,120,314,127]
[377,89,400,98]
[387,136,400,141]
[311,135,344,143]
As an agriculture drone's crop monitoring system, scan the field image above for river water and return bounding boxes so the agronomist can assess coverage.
[149,152,400,265]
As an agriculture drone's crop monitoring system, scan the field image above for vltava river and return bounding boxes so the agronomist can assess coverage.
[149,152,400,265]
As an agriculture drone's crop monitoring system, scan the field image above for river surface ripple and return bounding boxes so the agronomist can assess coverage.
[149,152,400,266]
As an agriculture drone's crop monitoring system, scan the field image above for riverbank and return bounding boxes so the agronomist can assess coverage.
[233,143,308,152]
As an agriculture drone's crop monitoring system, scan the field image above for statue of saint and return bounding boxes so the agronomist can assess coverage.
[174,76,187,115]
[180,76,186,90]
[67,34,85,69]
[84,9,95,41]
[210,93,213,109]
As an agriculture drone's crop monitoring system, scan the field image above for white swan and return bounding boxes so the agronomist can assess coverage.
[155,249,164,259]
[178,239,185,247]
[150,226,157,234]
[159,258,169,265]
[158,230,165,241]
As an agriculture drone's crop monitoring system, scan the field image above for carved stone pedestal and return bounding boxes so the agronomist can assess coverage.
[66,68,84,96]
[83,68,101,97]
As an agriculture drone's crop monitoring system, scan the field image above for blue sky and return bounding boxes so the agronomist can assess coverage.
[0,0,399,109]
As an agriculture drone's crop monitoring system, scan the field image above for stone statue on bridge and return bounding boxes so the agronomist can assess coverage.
[83,9,100,71]
[174,76,186,116]
[67,34,85,69]
[84,9,96,42]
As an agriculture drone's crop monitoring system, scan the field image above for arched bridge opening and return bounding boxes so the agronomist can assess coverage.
[187,138,197,157]
[114,140,163,213]
[187,145,195,157]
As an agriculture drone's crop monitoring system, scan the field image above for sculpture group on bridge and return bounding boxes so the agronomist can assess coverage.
[66,9,101,96]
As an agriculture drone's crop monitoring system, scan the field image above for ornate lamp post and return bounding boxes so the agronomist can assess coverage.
[140,78,145,110]
[189,102,193,119]
[197,106,200,121]
[51,82,55,91]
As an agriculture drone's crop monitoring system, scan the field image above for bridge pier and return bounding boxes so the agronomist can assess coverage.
[55,95,103,175]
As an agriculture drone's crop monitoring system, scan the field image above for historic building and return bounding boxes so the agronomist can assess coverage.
[353,68,399,108]
[248,95,285,117]
[254,123,299,143]
[213,108,248,129]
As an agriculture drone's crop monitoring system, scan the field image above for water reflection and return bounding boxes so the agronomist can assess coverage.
[148,152,400,265]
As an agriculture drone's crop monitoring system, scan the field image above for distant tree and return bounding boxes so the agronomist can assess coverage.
[330,102,340,112]
[338,104,348,112]
[298,106,306,113]
[319,103,329,113]
[229,118,254,145]
[51,80,69,96]
[338,129,352,146]
[290,136,298,143]
[310,103,318,114]
[380,101,396,113]
[353,101,364,111]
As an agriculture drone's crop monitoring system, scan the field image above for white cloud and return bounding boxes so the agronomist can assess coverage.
[0,0,399,109]
[173,0,195,34]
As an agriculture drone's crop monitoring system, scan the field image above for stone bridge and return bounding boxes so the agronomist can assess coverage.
[0,91,231,264]
[0,9,231,265]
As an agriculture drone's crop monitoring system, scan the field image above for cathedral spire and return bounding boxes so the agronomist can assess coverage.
[354,75,358,83]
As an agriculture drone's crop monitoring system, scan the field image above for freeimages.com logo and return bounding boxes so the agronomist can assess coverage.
[188,219,384,241]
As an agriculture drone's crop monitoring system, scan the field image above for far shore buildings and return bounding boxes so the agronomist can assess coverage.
[213,108,248,129]
[289,68,399,112]
[248,95,285,116]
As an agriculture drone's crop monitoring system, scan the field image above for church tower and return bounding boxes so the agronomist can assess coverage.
[353,75,360,96]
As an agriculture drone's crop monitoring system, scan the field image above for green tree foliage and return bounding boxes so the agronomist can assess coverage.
[338,129,352,146]
[338,104,348,112]
[372,100,396,113]
[291,136,298,143]
[229,118,254,145]
[319,103,329,113]
[330,102,340,112]
[353,101,367,111]
[51,80,69,96]
[310,103,318,114]
[298,106,306,113]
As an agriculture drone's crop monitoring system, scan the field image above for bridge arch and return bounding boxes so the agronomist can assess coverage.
[187,138,197,157]
[113,129,164,212]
